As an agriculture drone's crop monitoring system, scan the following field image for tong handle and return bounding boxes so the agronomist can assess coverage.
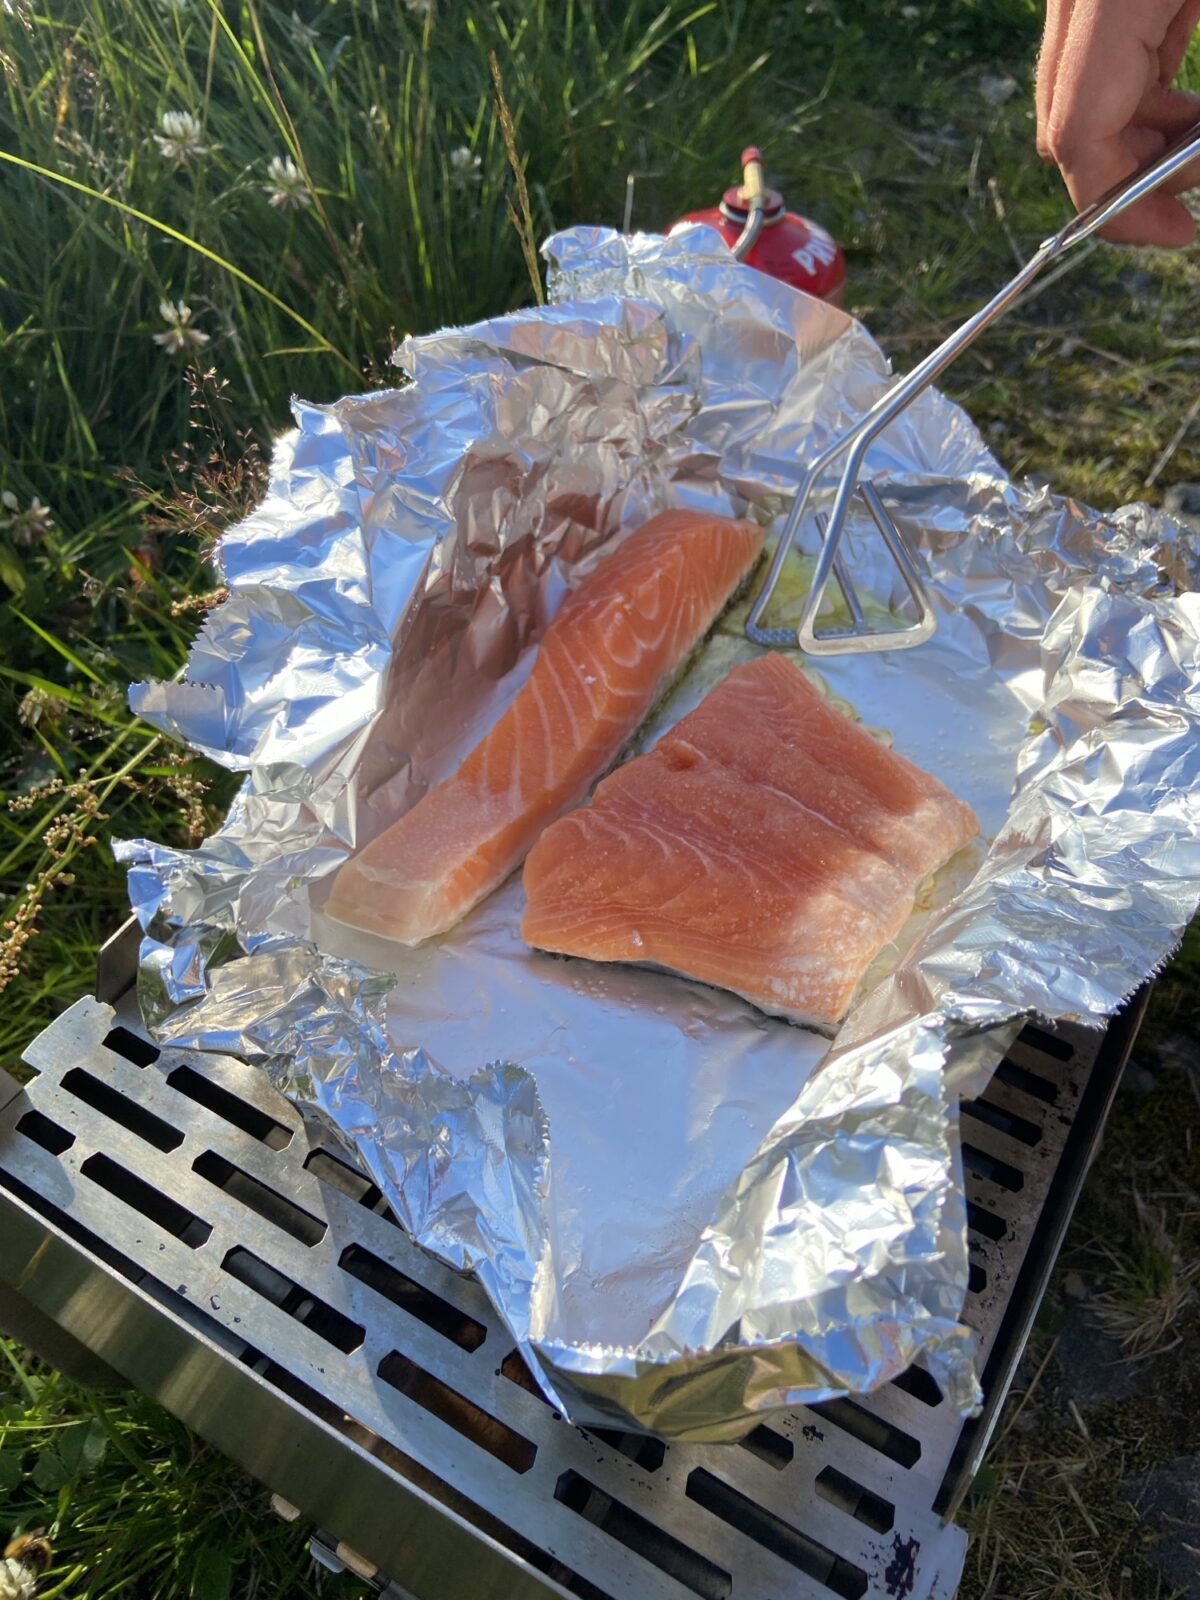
[747,120,1200,651]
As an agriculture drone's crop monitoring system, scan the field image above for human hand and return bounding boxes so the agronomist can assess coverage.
[1036,0,1200,245]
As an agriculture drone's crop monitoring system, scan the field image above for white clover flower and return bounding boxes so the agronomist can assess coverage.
[263,154,312,209]
[289,9,319,48]
[0,1555,37,1600]
[0,491,54,547]
[152,300,210,355]
[154,109,209,164]
[448,145,481,187]
[899,4,921,18]
[156,0,192,13]
[402,0,432,13]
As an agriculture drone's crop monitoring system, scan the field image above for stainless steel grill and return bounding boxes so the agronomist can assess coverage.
[0,922,1147,1600]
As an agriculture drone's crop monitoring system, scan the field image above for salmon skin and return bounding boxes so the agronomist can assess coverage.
[521,653,979,1031]
[324,510,764,944]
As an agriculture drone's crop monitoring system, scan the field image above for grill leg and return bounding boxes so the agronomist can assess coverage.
[0,1277,126,1392]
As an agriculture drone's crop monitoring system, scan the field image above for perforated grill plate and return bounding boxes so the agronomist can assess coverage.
[0,933,1142,1600]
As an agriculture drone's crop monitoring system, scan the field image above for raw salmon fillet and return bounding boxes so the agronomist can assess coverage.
[521,653,978,1029]
[324,510,763,943]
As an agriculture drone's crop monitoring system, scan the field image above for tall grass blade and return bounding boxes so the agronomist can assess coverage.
[0,151,357,375]
[489,48,544,306]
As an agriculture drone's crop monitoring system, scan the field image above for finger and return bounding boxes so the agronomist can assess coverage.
[1039,1,1200,245]
[1043,0,1160,184]
[1036,0,1076,157]
[1087,112,1200,194]
[1133,81,1200,138]
[1159,0,1200,81]
[1060,118,1197,246]
[1146,161,1200,199]
[1094,190,1196,246]
[1042,0,1187,165]
[1098,84,1200,243]
[1143,147,1200,196]
[1042,1,1199,241]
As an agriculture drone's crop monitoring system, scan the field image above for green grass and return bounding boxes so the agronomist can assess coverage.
[959,976,1200,1600]
[0,1339,364,1598]
[0,1,1198,1595]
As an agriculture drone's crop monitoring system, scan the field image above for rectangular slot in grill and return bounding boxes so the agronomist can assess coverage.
[962,1098,1043,1147]
[1014,1023,1074,1062]
[686,1469,866,1599]
[62,1068,183,1152]
[192,1151,325,1245]
[966,1201,1008,1242]
[499,1348,547,1401]
[377,1351,536,1474]
[556,1470,731,1600]
[102,1026,160,1067]
[587,1429,667,1473]
[815,1465,895,1533]
[993,1056,1058,1104]
[891,1365,942,1407]
[962,1141,1025,1191]
[339,1244,486,1352]
[740,1424,793,1470]
[167,1065,292,1150]
[808,1399,921,1468]
[305,1148,384,1208]
[16,1109,74,1156]
[79,1153,211,1248]
[222,1246,363,1353]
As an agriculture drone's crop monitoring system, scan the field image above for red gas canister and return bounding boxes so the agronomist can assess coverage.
[670,146,846,305]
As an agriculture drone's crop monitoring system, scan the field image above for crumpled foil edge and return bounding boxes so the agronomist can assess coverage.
[113,224,1200,1439]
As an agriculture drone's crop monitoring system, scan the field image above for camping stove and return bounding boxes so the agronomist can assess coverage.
[0,921,1147,1600]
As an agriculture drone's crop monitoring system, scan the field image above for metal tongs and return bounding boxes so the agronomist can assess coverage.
[746,123,1200,655]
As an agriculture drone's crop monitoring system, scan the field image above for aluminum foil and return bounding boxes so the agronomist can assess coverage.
[116,223,1200,1440]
